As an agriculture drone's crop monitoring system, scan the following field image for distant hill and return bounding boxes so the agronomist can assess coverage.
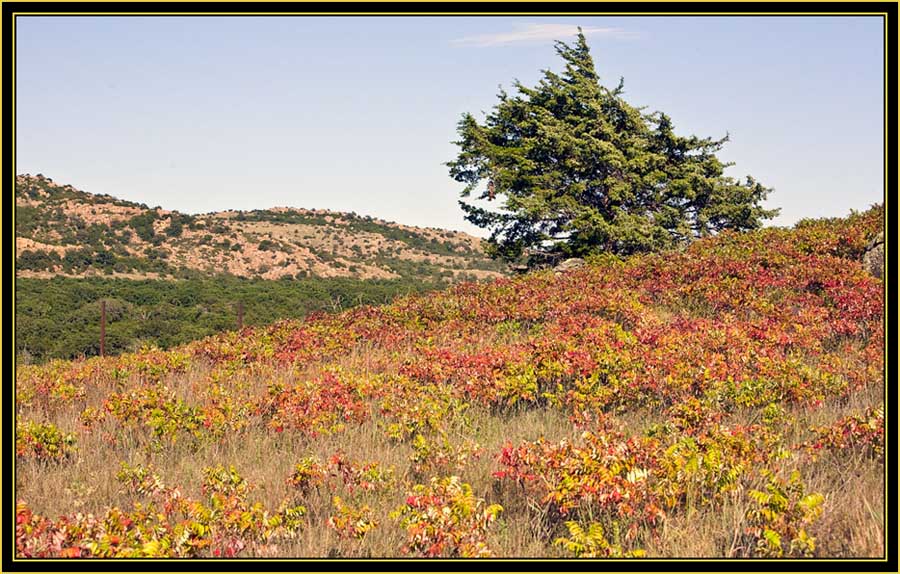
[15,174,506,282]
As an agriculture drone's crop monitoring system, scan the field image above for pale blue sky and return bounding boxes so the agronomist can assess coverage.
[16,16,884,235]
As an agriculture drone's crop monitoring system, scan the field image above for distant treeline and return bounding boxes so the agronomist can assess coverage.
[15,276,443,364]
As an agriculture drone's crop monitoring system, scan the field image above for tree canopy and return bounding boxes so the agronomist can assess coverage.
[447,30,779,265]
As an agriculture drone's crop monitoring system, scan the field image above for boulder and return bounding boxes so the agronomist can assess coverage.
[862,232,884,278]
[510,264,530,275]
[554,258,586,274]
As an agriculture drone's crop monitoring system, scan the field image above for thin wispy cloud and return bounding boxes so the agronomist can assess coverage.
[453,23,630,48]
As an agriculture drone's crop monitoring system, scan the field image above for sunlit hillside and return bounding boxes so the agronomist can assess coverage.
[15,174,504,282]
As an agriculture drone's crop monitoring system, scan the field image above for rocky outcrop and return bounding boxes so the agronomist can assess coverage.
[554,258,586,274]
[862,232,884,278]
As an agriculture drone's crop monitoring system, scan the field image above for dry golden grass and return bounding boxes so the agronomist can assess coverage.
[15,338,885,558]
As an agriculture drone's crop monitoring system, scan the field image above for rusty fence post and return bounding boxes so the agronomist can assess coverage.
[100,300,106,357]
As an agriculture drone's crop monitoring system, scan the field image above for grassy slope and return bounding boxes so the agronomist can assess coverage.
[15,206,885,559]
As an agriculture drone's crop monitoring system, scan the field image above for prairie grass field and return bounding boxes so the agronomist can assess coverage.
[14,206,885,559]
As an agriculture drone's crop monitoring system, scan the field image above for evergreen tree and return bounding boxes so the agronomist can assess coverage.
[447,29,779,265]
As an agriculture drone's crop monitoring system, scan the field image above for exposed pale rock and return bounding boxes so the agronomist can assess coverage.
[862,232,884,278]
[554,258,586,273]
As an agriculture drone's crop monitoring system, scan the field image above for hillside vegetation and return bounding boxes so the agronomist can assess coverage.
[15,276,438,363]
[15,173,506,363]
[15,174,505,281]
[15,206,884,559]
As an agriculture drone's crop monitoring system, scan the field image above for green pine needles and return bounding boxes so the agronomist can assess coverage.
[448,29,779,266]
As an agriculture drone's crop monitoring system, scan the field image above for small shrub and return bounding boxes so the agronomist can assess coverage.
[554,521,646,558]
[15,420,77,462]
[745,470,824,557]
[327,496,377,540]
[391,476,502,557]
